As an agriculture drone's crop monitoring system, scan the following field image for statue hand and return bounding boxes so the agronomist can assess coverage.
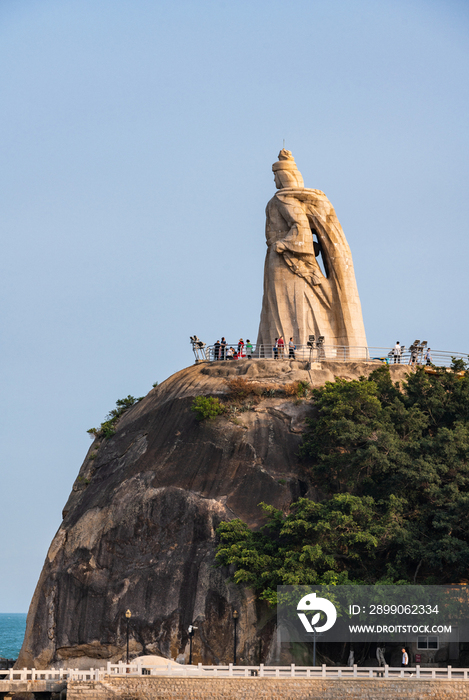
[275,242,286,253]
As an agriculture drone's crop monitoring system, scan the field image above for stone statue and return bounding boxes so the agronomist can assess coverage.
[256,150,367,354]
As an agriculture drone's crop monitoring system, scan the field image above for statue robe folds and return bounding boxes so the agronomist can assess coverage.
[256,186,367,353]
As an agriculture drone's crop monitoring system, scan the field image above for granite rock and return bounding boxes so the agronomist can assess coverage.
[17,359,409,669]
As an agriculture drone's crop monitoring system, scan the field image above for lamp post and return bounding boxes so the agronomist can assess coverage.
[125,609,131,664]
[232,610,239,665]
[313,627,317,667]
[188,624,198,665]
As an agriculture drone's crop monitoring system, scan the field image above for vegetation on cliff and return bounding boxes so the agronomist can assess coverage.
[191,395,227,421]
[216,364,469,602]
[87,395,142,438]
[191,378,312,422]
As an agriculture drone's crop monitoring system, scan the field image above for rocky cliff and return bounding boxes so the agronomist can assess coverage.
[17,358,408,669]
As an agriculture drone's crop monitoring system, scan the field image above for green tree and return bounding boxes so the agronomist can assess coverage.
[191,395,226,421]
[216,494,400,604]
[216,365,469,597]
[87,395,143,439]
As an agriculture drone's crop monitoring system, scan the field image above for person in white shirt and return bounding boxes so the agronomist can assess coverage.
[401,648,409,667]
[393,342,402,364]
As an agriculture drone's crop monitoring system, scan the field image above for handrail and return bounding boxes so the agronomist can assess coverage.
[192,343,468,369]
[104,661,469,679]
[2,662,467,681]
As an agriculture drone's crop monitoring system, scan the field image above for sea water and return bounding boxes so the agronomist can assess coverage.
[0,613,27,659]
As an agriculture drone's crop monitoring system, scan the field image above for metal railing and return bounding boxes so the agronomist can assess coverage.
[193,343,370,362]
[191,342,468,369]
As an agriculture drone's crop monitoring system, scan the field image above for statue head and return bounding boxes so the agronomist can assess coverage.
[272,149,304,189]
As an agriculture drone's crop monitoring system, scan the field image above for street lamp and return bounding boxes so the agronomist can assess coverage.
[232,610,239,665]
[125,609,131,664]
[188,624,198,664]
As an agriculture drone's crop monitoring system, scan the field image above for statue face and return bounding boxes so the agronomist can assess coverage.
[274,170,303,188]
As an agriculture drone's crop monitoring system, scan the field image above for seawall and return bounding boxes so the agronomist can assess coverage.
[67,676,469,700]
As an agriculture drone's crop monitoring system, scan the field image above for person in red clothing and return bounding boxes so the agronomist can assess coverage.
[277,336,285,357]
[238,339,245,358]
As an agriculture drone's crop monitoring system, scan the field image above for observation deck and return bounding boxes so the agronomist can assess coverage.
[190,337,467,369]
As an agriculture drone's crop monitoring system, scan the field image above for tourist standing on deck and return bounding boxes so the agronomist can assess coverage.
[393,342,402,364]
[289,338,296,359]
[278,336,285,357]
[214,340,221,360]
[246,340,253,359]
[220,338,227,360]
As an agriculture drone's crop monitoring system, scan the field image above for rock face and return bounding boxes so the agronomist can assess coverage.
[17,359,409,669]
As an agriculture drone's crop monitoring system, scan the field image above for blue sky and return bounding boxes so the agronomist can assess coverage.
[1,0,469,613]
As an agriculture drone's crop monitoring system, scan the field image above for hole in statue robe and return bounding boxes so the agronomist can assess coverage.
[311,229,329,278]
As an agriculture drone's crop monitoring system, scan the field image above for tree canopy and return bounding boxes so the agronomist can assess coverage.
[216,365,469,603]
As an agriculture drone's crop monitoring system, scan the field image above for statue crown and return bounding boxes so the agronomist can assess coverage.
[273,149,299,172]
[278,149,294,161]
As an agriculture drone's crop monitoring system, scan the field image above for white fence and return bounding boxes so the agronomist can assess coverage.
[0,667,101,681]
[2,663,468,682]
[106,662,469,680]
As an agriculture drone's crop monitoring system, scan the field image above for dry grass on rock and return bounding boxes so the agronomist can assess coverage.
[224,377,281,405]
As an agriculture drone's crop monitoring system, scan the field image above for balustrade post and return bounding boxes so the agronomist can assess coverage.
[291,663,295,677]
[448,665,452,679]
[275,668,279,677]
[31,668,35,681]
[228,663,233,677]
[198,663,202,676]
[384,665,389,678]
[416,665,420,678]
[260,664,264,677]
[353,664,357,678]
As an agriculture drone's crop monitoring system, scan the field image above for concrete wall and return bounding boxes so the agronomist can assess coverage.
[67,676,469,700]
